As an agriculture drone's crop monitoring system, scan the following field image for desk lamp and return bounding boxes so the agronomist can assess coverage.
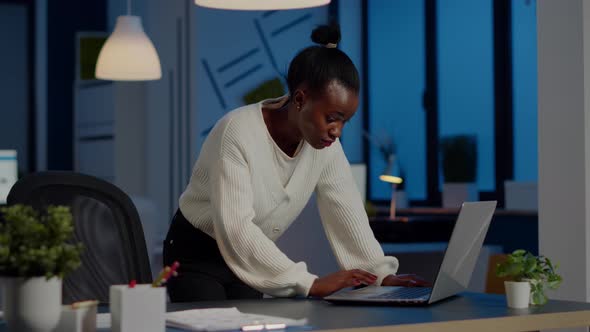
[379,156,403,220]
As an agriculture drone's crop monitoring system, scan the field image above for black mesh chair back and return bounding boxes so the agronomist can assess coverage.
[7,171,152,304]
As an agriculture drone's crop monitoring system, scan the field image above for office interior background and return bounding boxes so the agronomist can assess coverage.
[1,0,588,305]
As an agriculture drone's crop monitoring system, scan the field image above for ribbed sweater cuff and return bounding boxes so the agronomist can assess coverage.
[297,273,318,297]
[372,257,400,286]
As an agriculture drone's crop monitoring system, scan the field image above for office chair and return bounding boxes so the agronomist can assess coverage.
[7,171,152,304]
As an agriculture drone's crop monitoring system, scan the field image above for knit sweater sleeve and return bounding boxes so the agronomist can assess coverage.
[315,142,399,285]
[209,122,318,297]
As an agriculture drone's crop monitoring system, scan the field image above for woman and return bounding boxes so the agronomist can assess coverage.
[163,24,428,302]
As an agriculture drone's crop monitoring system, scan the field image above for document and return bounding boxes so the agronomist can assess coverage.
[166,307,308,331]
[96,313,111,329]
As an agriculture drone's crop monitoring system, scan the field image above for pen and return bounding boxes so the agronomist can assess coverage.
[264,323,287,330]
[241,323,265,331]
[152,266,171,287]
[241,323,287,331]
[161,261,180,285]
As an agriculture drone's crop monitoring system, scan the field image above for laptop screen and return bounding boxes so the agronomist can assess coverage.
[428,201,497,303]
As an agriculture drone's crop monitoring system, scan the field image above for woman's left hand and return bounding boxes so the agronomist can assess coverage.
[381,274,432,287]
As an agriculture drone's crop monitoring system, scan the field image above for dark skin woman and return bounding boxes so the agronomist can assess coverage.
[164,23,428,302]
[263,79,428,297]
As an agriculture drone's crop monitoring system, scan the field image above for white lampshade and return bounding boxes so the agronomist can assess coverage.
[95,16,161,81]
[194,0,330,10]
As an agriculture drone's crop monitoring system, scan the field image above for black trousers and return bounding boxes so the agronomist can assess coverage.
[163,210,263,302]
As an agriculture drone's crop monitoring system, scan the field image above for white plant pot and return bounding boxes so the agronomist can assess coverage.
[2,276,62,332]
[504,281,531,309]
[442,182,478,208]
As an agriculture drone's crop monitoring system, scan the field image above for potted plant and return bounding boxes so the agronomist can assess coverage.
[496,249,562,308]
[440,135,477,208]
[0,204,84,332]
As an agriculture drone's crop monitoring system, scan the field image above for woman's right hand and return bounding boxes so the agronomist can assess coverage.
[308,269,378,297]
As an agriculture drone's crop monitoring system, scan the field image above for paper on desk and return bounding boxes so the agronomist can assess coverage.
[166,307,308,331]
[0,309,108,329]
[96,313,111,329]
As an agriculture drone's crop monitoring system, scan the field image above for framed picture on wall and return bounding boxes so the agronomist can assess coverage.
[75,31,108,82]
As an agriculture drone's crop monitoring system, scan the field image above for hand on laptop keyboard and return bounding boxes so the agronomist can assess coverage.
[309,269,379,297]
[381,274,432,287]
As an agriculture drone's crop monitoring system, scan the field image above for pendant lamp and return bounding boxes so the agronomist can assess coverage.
[95,0,161,81]
[194,0,330,10]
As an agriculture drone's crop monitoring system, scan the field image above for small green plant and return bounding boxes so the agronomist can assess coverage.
[0,205,84,279]
[365,201,377,218]
[242,77,286,105]
[440,135,477,183]
[496,249,562,305]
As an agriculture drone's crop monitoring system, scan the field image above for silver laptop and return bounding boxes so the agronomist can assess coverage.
[325,201,497,305]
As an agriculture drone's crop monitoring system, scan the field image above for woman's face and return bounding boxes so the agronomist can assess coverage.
[296,80,359,150]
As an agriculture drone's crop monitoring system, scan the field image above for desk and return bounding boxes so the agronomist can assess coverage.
[2,293,588,331]
[370,208,538,254]
[82,293,590,331]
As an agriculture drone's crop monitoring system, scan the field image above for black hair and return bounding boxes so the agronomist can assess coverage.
[286,23,360,98]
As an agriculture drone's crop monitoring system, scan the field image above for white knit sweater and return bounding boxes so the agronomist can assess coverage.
[179,101,399,297]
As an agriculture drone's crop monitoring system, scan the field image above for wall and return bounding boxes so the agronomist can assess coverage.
[35,0,47,171]
[538,2,590,329]
[193,7,329,152]
[338,0,364,163]
[47,1,106,170]
[142,1,329,223]
[114,82,146,194]
[0,4,28,173]
[141,0,199,241]
[123,1,332,274]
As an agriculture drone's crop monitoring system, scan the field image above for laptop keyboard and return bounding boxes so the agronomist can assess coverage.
[369,287,432,300]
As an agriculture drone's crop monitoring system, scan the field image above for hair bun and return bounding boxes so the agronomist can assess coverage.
[311,23,341,46]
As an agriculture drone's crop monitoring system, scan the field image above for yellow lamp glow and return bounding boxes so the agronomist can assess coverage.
[194,0,331,10]
[379,175,403,184]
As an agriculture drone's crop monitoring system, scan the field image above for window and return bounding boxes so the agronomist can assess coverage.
[437,0,495,192]
[364,0,537,206]
[367,0,426,201]
[512,0,537,182]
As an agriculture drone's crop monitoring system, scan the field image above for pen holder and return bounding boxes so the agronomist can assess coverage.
[109,284,166,332]
[54,303,97,332]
